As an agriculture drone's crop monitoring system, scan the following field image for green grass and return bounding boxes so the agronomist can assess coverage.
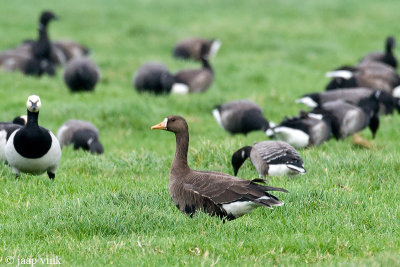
[1,0,400,266]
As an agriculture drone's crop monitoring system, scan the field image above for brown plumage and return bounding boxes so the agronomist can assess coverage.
[173,38,221,61]
[151,115,287,220]
[173,57,214,93]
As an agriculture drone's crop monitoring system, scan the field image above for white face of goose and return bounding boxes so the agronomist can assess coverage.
[26,95,42,113]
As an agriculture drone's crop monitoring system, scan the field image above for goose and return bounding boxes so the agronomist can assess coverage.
[212,100,270,135]
[52,40,90,64]
[312,94,380,139]
[57,119,103,154]
[133,63,178,94]
[359,36,397,69]
[151,115,287,220]
[231,141,306,178]
[173,38,222,61]
[63,58,100,92]
[266,110,339,148]
[0,123,23,161]
[0,11,57,76]
[12,115,28,126]
[325,62,400,96]
[173,54,214,93]
[297,88,398,115]
[5,95,61,179]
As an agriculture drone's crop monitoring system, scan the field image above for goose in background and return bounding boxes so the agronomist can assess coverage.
[52,40,90,65]
[173,45,214,93]
[5,95,61,179]
[151,115,287,220]
[266,110,339,148]
[0,11,58,76]
[297,88,399,115]
[359,36,397,69]
[231,141,306,178]
[325,62,400,96]
[312,94,380,139]
[57,120,103,154]
[133,63,178,94]
[0,123,23,161]
[173,38,221,61]
[213,100,270,135]
[63,58,100,92]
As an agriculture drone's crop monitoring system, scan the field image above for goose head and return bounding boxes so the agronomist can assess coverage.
[39,11,58,26]
[26,95,42,113]
[151,115,188,134]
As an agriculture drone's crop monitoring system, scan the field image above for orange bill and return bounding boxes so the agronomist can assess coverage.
[151,118,167,130]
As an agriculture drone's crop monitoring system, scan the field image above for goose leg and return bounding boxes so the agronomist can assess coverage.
[47,171,55,180]
[12,167,20,178]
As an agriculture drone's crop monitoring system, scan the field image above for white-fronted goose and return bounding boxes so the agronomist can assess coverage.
[325,62,400,95]
[312,95,380,139]
[359,36,397,69]
[173,38,221,61]
[151,115,287,220]
[173,55,214,93]
[232,141,306,178]
[64,58,100,92]
[297,88,399,115]
[266,111,339,148]
[5,95,61,179]
[213,100,270,135]
[57,119,103,154]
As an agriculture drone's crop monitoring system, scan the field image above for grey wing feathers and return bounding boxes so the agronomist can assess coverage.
[254,141,302,165]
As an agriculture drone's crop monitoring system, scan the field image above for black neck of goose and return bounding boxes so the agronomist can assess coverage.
[201,58,213,73]
[26,110,39,127]
[38,23,49,43]
[172,130,190,174]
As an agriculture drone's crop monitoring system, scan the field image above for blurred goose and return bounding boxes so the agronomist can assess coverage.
[52,40,90,64]
[133,63,178,94]
[312,94,380,139]
[359,36,397,69]
[0,11,57,76]
[297,88,398,115]
[151,116,287,220]
[173,53,214,93]
[64,58,100,92]
[12,115,27,126]
[325,62,400,96]
[57,119,103,154]
[266,111,339,148]
[213,100,270,135]
[0,123,23,161]
[5,95,61,179]
[173,38,221,61]
[231,141,306,178]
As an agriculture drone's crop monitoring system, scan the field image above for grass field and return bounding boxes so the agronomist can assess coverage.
[1,0,400,266]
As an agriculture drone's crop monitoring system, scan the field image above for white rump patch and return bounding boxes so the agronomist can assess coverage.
[392,86,400,98]
[212,109,223,128]
[272,127,310,148]
[222,201,258,218]
[325,70,353,80]
[0,130,7,161]
[171,83,189,94]
[265,128,275,137]
[209,40,222,58]
[308,113,324,120]
[296,97,318,108]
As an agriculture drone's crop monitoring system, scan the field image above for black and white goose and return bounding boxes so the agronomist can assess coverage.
[173,38,222,61]
[63,58,100,92]
[213,100,270,135]
[5,95,61,179]
[231,141,306,178]
[312,94,380,139]
[266,111,339,148]
[297,88,398,115]
[325,62,400,96]
[0,123,23,162]
[359,36,397,69]
[57,119,103,154]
